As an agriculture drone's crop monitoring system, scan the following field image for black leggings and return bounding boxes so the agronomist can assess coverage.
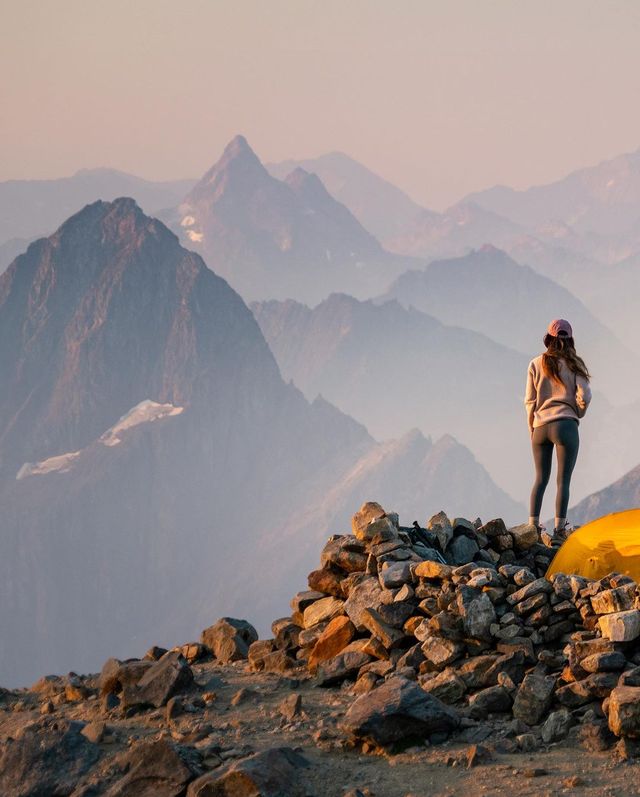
[529,419,579,520]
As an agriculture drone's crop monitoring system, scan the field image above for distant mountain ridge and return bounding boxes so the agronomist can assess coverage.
[465,147,640,236]
[379,245,638,401]
[385,202,524,261]
[0,168,196,246]
[571,462,640,525]
[252,286,640,509]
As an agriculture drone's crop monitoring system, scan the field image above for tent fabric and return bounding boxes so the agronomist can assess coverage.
[546,509,640,582]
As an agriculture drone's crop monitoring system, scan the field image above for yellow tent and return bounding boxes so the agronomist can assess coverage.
[546,509,640,582]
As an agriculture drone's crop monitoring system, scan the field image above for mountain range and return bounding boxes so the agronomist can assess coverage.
[466,147,640,236]
[2,138,639,686]
[0,198,522,687]
[252,287,640,507]
[267,147,640,353]
[379,245,639,403]
[161,136,420,305]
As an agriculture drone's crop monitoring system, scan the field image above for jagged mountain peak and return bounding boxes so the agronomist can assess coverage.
[55,196,156,235]
[215,133,264,173]
[2,197,180,288]
[0,197,284,476]
[170,138,396,304]
[190,135,267,200]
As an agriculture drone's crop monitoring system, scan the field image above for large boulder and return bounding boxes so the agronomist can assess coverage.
[247,640,277,672]
[351,502,397,543]
[187,747,309,797]
[457,587,496,640]
[608,686,640,738]
[344,576,385,630]
[447,535,479,565]
[360,608,406,650]
[352,501,385,536]
[316,650,372,687]
[341,676,459,746]
[99,658,153,695]
[104,739,198,796]
[427,511,453,551]
[321,536,368,573]
[308,616,355,672]
[541,708,574,743]
[467,685,513,719]
[201,618,258,663]
[599,610,640,642]
[509,523,538,550]
[307,568,344,597]
[420,668,467,704]
[413,560,453,580]
[302,596,344,628]
[512,667,556,725]
[122,651,193,709]
[0,718,100,797]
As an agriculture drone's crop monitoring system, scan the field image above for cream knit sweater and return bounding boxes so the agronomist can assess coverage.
[525,354,592,432]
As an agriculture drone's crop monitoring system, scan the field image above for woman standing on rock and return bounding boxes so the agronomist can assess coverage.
[525,319,592,539]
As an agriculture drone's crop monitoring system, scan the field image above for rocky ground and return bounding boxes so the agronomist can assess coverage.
[3,502,640,796]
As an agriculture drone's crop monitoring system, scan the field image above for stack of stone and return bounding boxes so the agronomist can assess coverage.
[248,501,640,750]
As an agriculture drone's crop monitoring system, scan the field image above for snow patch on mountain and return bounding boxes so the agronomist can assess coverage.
[16,452,81,480]
[100,400,184,446]
[16,400,183,478]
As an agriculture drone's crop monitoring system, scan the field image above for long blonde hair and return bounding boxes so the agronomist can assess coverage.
[542,333,590,384]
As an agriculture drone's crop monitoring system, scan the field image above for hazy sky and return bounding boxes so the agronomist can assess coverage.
[2,0,640,209]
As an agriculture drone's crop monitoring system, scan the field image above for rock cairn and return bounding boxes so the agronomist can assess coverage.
[248,502,640,752]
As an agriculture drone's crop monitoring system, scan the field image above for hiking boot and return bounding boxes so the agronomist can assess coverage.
[553,523,574,542]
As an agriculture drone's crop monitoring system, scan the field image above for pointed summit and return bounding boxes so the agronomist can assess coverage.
[54,196,157,246]
[188,135,267,202]
[222,133,253,158]
[0,197,273,475]
[170,139,395,304]
[214,133,263,172]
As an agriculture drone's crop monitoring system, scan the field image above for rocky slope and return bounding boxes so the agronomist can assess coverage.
[164,135,418,304]
[3,502,640,796]
[0,200,521,688]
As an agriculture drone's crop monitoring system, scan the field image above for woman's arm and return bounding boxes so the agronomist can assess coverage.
[576,375,592,418]
[524,363,536,435]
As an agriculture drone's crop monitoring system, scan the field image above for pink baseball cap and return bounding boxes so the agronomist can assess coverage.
[547,318,573,337]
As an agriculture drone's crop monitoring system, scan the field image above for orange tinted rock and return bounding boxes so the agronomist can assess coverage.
[404,616,424,636]
[308,616,355,672]
[352,502,386,538]
[414,561,454,580]
[362,636,389,660]
[608,686,640,737]
[307,568,344,597]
